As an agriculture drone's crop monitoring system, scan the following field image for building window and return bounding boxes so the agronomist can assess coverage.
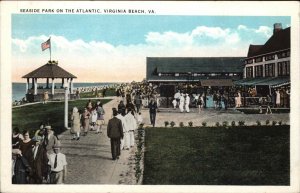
[265,54,275,61]
[277,51,290,59]
[254,65,263,77]
[265,63,275,77]
[246,59,253,64]
[278,61,290,76]
[246,66,253,78]
[254,57,262,63]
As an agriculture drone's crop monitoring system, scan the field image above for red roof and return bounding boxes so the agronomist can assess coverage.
[22,61,77,79]
[246,27,290,58]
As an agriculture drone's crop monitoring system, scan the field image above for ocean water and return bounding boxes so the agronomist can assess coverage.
[12,82,117,102]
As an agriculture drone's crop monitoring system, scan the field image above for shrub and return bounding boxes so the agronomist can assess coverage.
[215,122,220,127]
[188,121,193,127]
[201,122,207,127]
[278,120,282,125]
[266,120,270,125]
[238,121,245,126]
[222,121,228,127]
[272,121,277,126]
[256,120,261,126]
[179,122,184,127]
[231,121,236,127]
[164,121,169,127]
[170,121,176,127]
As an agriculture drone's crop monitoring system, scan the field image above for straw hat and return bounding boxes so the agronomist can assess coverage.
[52,141,62,149]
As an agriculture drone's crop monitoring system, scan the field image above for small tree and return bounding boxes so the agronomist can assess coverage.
[179,122,184,127]
[164,121,169,127]
[266,119,270,125]
[238,121,245,126]
[278,120,282,125]
[170,121,176,127]
[188,121,193,127]
[215,122,220,127]
[272,121,277,126]
[231,121,236,127]
[222,121,228,127]
[201,122,207,127]
[256,120,261,126]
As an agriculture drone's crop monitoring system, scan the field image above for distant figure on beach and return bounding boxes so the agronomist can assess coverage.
[71,107,81,140]
[107,109,124,160]
[43,91,49,104]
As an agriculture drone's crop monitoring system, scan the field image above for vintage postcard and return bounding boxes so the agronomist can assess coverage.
[1,1,299,193]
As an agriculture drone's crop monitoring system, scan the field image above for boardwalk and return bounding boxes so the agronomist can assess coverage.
[56,97,289,184]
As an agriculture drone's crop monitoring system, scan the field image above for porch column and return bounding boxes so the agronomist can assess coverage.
[34,78,37,95]
[31,78,34,89]
[52,78,55,95]
[62,78,64,88]
[26,78,29,94]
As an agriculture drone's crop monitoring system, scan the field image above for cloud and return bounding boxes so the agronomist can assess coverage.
[12,25,272,82]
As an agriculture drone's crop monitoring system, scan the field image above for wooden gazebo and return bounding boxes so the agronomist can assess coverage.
[22,60,77,102]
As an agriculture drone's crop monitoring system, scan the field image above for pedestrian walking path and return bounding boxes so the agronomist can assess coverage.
[58,97,136,184]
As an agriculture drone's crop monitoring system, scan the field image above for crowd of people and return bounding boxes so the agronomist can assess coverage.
[12,125,67,184]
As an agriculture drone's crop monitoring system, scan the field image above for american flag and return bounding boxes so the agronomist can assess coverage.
[41,38,51,51]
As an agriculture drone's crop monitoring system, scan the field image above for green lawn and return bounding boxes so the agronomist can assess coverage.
[80,88,116,98]
[12,99,111,136]
[143,126,290,185]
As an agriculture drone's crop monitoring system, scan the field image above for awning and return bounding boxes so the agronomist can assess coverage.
[234,77,290,87]
[200,79,233,86]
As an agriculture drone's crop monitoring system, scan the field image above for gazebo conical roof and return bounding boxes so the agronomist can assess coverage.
[22,61,77,79]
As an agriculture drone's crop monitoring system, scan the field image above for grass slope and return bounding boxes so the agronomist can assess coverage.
[12,99,111,135]
[143,126,289,185]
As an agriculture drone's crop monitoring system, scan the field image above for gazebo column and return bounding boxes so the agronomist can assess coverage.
[34,78,37,95]
[62,78,64,88]
[70,78,74,94]
[52,78,55,95]
[26,78,29,94]
[46,78,49,89]
[31,78,34,89]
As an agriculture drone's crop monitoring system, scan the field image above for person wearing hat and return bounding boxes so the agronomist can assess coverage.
[31,134,48,184]
[107,109,124,160]
[48,141,67,184]
[43,125,59,157]
[148,97,157,127]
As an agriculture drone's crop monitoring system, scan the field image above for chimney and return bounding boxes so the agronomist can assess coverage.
[273,23,282,34]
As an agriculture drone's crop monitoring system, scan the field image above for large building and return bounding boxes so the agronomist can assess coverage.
[146,57,244,107]
[235,23,290,97]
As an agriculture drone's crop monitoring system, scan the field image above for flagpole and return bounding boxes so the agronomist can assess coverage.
[49,37,52,61]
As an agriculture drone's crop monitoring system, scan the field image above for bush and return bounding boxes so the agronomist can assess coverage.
[278,120,282,125]
[272,121,277,126]
[222,121,228,127]
[238,121,245,126]
[215,122,220,127]
[164,121,169,127]
[266,120,270,125]
[256,120,261,126]
[188,121,193,127]
[201,122,207,127]
[179,122,184,127]
[231,121,236,127]
[170,121,176,127]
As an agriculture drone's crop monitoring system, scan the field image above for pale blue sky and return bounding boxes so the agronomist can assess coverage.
[12,15,290,46]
